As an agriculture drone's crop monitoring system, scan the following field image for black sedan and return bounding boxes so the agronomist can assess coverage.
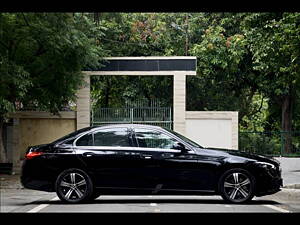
[21,124,283,204]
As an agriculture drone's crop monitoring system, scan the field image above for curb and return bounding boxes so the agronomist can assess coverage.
[283,184,300,189]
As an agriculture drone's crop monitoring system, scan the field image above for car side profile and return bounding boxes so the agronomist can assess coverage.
[21,124,283,204]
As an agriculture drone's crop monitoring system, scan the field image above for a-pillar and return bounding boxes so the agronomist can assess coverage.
[76,74,90,129]
[173,72,186,135]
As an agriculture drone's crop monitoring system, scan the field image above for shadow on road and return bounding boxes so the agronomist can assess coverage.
[25,198,280,206]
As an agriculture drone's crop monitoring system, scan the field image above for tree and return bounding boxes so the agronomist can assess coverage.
[0,13,105,163]
[243,13,300,153]
[189,21,265,128]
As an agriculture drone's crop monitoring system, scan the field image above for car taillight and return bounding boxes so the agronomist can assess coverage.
[25,152,43,159]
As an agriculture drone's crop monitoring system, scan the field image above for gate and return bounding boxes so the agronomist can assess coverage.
[92,107,172,129]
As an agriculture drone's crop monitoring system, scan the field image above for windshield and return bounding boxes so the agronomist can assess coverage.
[166,129,203,148]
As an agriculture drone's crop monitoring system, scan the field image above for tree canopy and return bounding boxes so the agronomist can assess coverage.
[0,13,104,162]
[1,12,300,161]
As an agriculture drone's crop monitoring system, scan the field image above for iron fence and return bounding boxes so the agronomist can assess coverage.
[92,107,172,130]
[239,131,300,157]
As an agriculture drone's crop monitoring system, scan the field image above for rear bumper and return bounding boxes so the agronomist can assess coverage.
[20,159,55,192]
[21,176,54,192]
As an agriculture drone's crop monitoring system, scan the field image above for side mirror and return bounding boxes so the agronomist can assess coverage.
[172,142,187,153]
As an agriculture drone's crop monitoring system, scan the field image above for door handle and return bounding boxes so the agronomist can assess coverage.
[141,154,152,159]
[161,153,174,158]
[83,152,95,157]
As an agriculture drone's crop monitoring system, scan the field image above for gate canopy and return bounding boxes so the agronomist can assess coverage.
[78,56,197,135]
[85,56,196,72]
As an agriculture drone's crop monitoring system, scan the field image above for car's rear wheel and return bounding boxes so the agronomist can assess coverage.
[219,168,255,204]
[55,168,93,203]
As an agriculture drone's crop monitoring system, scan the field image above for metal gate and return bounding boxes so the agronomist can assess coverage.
[92,107,172,129]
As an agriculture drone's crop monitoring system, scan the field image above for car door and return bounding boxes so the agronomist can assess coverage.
[75,127,156,191]
[133,128,215,192]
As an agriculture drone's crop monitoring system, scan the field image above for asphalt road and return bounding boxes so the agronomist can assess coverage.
[1,188,299,213]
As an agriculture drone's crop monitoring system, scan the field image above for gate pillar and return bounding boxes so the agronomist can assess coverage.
[173,72,186,135]
[76,74,90,130]
[77,56,197,132]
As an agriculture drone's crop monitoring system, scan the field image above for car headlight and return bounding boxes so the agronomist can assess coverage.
[255,161,276,170]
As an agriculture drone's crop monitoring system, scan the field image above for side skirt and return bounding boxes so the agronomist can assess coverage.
[94,186,216,195]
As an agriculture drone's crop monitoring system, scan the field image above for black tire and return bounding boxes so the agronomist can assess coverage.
[218,168,255,204]
[55,168,94,204]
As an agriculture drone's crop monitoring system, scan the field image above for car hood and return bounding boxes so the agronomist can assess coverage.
[192,146,280,166]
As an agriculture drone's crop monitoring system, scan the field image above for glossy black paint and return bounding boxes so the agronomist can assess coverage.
[21,124,283,198]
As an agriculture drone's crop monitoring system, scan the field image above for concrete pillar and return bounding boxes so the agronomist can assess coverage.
[12,118,21,174]
[76,74,90,130]
[173,72,186,135]
[232,111,239,149]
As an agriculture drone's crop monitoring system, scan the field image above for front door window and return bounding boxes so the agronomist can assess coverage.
[134,128,179,150]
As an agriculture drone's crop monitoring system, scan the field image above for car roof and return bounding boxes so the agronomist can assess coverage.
[53,124,168,145]
[89,123,166,131]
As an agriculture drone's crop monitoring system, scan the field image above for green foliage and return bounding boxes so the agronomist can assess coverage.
[2,12,300,155]
[239,132,282,156]
[244,13,300,96]
[0,13,105,115]
[0,54,32,116]
[91,75,173,109]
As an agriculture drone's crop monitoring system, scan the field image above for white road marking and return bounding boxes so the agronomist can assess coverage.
[263,204,290,213]
[150,203,157,206]
[27,197,59,213]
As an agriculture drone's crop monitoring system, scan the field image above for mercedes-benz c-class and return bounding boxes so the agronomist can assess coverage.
[21,124,283,204]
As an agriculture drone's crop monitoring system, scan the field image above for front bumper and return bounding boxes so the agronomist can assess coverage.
[255,177,283,197]
[255,164,283,197]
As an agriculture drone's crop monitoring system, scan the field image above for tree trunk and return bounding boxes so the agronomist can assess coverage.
[281,94,293,154]
[0,118,8,163]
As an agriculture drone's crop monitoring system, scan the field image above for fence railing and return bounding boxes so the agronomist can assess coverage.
[92,107,173,130]
[239,131,300,157]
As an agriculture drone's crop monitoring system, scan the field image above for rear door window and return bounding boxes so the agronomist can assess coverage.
[93,128,131,147]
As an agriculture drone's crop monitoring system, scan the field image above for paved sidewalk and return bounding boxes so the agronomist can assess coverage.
[275,157,300,188]
[0,174,23,190]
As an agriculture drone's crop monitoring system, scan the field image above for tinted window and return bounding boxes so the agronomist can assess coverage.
[76,133,93,146]
[166,128,202,148]
[52,127,92,144]
[134,128,178,149]
[93,128,130,147]
[64,138,76,145]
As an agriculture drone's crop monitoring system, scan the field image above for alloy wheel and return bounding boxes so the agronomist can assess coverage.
[220,169,254,203]
[59,173,87,200]
[56,169,93,203]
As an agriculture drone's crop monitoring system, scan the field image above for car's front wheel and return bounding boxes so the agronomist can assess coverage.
[55,168,94,203]
[219,168,255,204]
